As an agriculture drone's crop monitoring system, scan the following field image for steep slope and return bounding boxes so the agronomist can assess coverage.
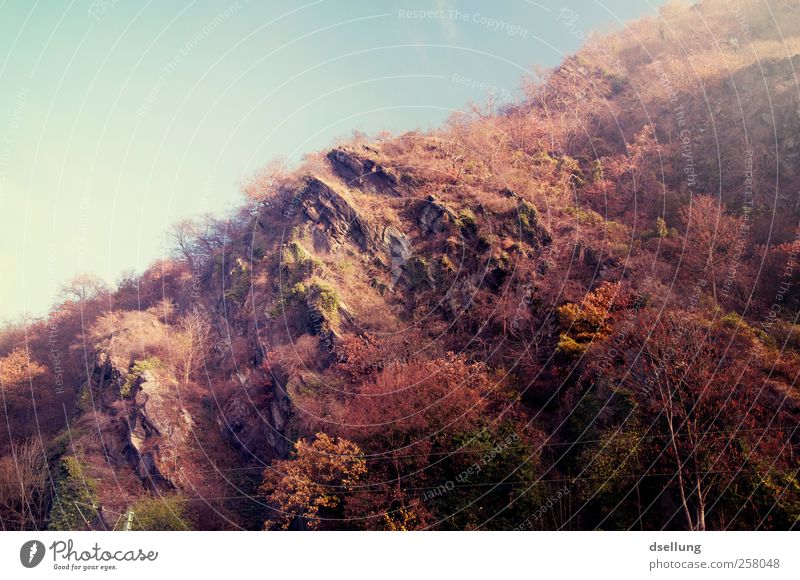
[1,0,799,531]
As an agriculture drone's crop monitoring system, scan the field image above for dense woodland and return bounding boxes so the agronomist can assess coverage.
[1,0,799,531]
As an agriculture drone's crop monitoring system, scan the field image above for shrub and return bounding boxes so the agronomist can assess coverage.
[556,334,587,358]
[720,312,776,349]
[518,199,538,230]
[224,257,252,303]
[438,255,455,275]
[564,205,604,225]
[48,457,99,530]
[281,241,318,277]
[75,383,94,413]
[456,209,477,231]
[292,278,341,326]
[558,156,585,186]
[556,282,622,359]
[312,280,341,323]
[128,494,194,531]
[655,217,668,239]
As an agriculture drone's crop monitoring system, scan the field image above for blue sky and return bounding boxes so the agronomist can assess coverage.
[0,0,666,320]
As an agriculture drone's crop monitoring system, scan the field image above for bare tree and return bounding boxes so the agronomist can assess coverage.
[679,196,743,304]
[0,439,48,530]
[59,274,109,304]
[176,309,212,383]
[169,215,231,266]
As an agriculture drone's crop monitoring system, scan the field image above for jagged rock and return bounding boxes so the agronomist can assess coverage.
[382,225,412,285]
[443,276,479,318]
[217,368,290,463]
[127,369,191,490]
[500,187,518,199]
[327,146,400,196]
[297,176,412,268]
[419,195,457,234]
[300,176,375,252]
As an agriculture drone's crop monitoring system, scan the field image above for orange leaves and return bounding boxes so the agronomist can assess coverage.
[0,348,46,390]
[261,433,366,530]
[556,282,624,357]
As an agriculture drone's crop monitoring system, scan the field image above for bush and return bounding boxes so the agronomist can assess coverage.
[655,217,668,239]
[128,494,194,531]
[48,457,99,530]
[75,383,94,413]
[281,241,319,278]
[292,278,341,326]
[312,280,341,323]
[456,209,477,231]
[564,205,604,225]
[720,312,776,349]
[517,199,539,233]
[224,257,252,303]
[555,334,587,358]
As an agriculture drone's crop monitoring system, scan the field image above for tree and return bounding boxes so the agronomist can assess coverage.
[0,348,45,388]
[678,196,744,304]
[241,157,291,204]
[0,348,46,406]
[175,309,212,383]
[0,439,48,530]
[339,355,495,526]
[556,281,624,357]
[345,356,492,463]
[168,214,230,266]
[577,425,646,529]
[620,311,790,530]
[90,310,170,372]
[59,274,109,305]
[261,433,366,530]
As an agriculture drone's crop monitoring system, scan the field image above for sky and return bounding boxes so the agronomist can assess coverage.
[0,0,668,321]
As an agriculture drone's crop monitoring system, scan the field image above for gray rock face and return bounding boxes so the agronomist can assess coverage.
[419,195,456,234]
[383,225,412,287]
[216,368,291,463]
[126,369,191,491]
[300,177,375,252]
[326,147,400,196]
[298,176,412,262]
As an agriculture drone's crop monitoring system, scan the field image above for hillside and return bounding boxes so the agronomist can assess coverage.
[1,0,799,531]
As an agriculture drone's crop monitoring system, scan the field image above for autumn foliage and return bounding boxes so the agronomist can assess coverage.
[1,0,799,531]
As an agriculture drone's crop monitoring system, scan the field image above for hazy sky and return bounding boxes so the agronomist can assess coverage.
[0,0,666,320]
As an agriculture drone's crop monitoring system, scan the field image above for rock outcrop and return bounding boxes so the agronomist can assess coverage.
[217,367,291,464]
[419,195,457,234]
[297,175,411,269]
[326,146,400,196]
[299,176,378,253]
[127,369,191,490]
